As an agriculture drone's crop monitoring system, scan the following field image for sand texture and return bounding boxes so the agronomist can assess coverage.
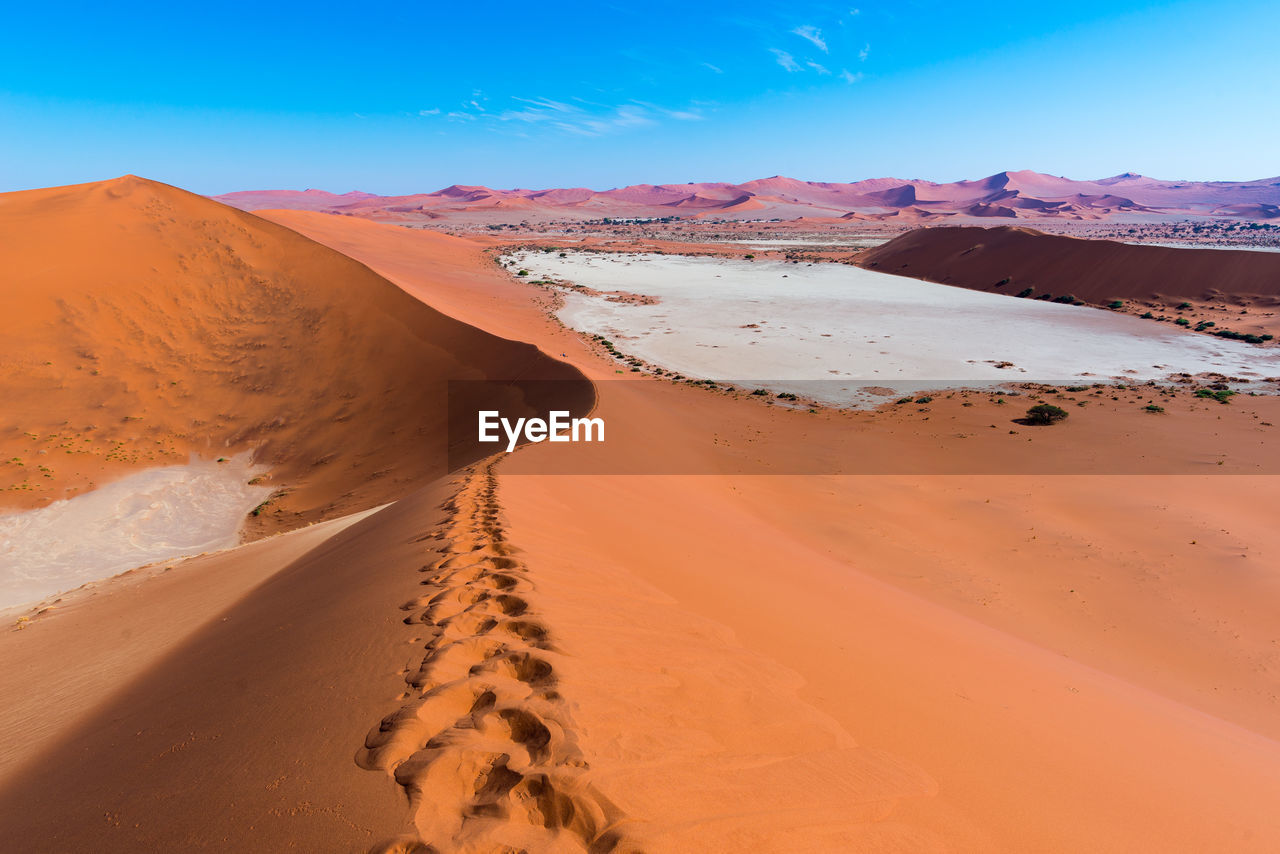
[2,190,1278,852]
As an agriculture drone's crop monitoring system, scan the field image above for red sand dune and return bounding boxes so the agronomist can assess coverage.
[0,175,590,532]
[279,212,1280,852]
[4,191,1280,852]
[212,169,1280,224]
[857,224,1280,314]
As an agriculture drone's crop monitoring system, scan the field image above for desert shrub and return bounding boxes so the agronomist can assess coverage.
[517,269,529,276]
[1175,317,1190,326]
[751,388,769,396]
[776,392,798,401]
[1108,300,1124,309]
[1195,388,1236,403]
[1144,404,1165,413]
[1025,403,1068,425]
[1213,329,1272,344]
[1177,301,1192,310]
[1016,288,1034,298]
[915,396,933,404]
[895,397,914,404]
[1141,311,1154,319]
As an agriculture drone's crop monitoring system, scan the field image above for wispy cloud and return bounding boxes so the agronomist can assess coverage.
[859,43,870,61]
[427,95,702,137]
[791,25,828,53]
[418,108,440,116]
[702,61,723,74]
[840,69,864,84]
[770,48,802,72]
[807,60,831,75]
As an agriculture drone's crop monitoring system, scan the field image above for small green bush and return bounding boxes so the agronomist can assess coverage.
[1195,388,1236,404]
[1025,403,1069,425]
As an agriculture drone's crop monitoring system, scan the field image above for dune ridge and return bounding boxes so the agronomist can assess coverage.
[360,462,636,853]
[213,169,1280,224]
[280,212,1280,850]
[857,224,1280,333]
[5,190,1280,852]
[0,175,590,536]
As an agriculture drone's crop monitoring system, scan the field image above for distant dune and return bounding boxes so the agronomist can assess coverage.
[857,224,1280,309]
[0,175,590,532]
[212,169,1280,224]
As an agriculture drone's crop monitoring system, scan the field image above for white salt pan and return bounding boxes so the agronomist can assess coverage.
[509,250,1280,405]
[0,454,270,609]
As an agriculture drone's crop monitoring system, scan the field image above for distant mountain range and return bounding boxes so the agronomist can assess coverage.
[213,170,1280,224]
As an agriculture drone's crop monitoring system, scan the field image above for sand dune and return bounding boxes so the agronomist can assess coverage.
[858,224,1280,330]
[213,169,1280,224]
[4,198,1280,852]
[269,212,1280,849]
[0,176,590,536]
[0,477,467,850]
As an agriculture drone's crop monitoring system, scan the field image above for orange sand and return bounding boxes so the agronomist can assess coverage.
[0,196,1276,851]
[275,211,1280,850]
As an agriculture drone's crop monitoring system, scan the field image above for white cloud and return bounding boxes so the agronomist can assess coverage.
[807,61,831,75]
[433,92,699,137]
[702,62,723,74]
[791,25,828,53]
[840,69,864,84]
[859,43,870,61]
[418,108,441,116]
[770,48,802,72]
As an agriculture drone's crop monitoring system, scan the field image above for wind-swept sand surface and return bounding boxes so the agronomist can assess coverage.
[0,176,590,532]
[267,212,1280,851]
[859,225,1280,336]
[2,202,1278,852]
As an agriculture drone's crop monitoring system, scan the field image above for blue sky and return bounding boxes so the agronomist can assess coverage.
[2,0,1276,193]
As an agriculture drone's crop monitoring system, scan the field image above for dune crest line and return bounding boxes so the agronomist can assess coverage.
[359,461,638,853]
